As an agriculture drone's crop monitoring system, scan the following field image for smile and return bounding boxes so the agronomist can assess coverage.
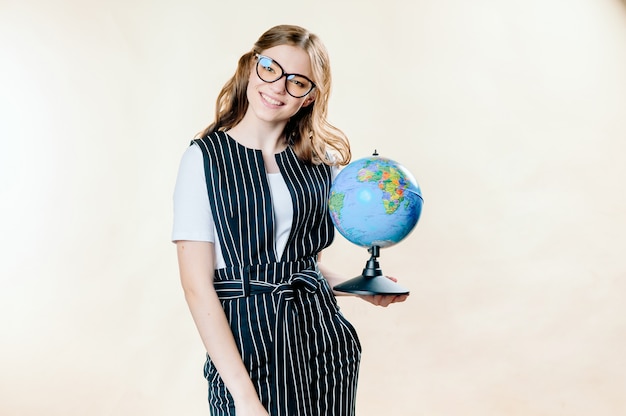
[260,93,284,106]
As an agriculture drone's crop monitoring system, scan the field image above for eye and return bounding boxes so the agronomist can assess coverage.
[287,75,310,88]
[259,57,275,72]
[288,78,305,87]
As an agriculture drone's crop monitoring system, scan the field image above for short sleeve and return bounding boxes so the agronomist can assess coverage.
[326,151,341,180]
[171,143,215,243]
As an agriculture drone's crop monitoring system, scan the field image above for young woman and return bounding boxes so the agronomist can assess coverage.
[173,24,407,416]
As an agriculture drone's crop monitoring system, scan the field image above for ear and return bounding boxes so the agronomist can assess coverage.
[302,95,316,107]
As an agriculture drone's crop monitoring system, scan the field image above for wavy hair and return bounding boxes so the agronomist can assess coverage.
[199,25,351,166]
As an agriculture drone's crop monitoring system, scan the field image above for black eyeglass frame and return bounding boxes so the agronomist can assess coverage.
[254,54,316,98]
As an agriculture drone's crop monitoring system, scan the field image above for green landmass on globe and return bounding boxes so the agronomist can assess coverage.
[328,191,345,217]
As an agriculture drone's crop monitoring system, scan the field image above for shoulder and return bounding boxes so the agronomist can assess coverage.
[176,143,204,181]
[193,131,227,149]
[181,140,203,162]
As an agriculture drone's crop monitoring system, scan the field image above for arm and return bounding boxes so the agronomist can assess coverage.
[176,240,268,415]
[317,251,408,307]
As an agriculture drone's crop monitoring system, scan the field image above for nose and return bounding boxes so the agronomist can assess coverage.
[268,76,287,95]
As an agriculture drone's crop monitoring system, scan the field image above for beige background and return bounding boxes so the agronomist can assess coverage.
[1,0,626,415]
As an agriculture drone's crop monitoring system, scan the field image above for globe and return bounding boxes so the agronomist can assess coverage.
[329,155,424,249]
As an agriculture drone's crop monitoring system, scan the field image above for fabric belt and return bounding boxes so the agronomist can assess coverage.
[212,258,320,300]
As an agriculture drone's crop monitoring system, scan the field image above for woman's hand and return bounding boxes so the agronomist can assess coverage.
[235,400,269,416]
[358,276,409,307]
[359,293,408,307]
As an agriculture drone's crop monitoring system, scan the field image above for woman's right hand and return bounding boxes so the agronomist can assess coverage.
[235,399,269,416]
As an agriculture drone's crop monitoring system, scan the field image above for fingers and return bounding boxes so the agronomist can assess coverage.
[379,294,405,307]
[359,293,409,307]
[379,296,393,307]
[394,294,409,303]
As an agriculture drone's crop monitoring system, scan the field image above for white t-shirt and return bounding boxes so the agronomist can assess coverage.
[172,144,293,269]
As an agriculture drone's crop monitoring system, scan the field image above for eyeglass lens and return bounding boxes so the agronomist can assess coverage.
[256,56,314,98]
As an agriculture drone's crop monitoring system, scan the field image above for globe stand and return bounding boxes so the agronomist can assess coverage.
[333,246,410,295]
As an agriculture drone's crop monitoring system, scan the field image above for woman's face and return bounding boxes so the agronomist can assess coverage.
[246,44,316,125]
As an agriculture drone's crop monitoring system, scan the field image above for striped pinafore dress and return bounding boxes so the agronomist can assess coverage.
[194,132,361,416]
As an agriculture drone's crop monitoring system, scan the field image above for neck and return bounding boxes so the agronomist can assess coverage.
[228,113,288,154]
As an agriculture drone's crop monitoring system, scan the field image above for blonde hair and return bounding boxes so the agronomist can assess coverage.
[199,25,351,166]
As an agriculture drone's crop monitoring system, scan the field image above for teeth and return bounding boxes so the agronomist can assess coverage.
[262,93,282,106]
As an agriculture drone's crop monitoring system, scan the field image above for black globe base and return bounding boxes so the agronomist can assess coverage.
[333,246,410,296]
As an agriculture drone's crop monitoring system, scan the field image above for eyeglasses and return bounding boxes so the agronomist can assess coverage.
[255,54,316,98]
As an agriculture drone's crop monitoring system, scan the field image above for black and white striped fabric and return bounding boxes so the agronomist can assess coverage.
[193,132,361,416]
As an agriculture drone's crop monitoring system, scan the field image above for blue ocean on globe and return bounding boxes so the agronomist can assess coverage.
[328,156,424,248]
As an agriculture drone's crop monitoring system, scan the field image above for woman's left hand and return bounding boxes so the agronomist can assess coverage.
[359,293,408,307]
[358,276,409,307]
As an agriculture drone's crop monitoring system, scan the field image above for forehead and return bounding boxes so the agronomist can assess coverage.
[260,45,313,77]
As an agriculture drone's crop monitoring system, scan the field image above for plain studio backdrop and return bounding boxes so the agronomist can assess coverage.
[1,0,626,415]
